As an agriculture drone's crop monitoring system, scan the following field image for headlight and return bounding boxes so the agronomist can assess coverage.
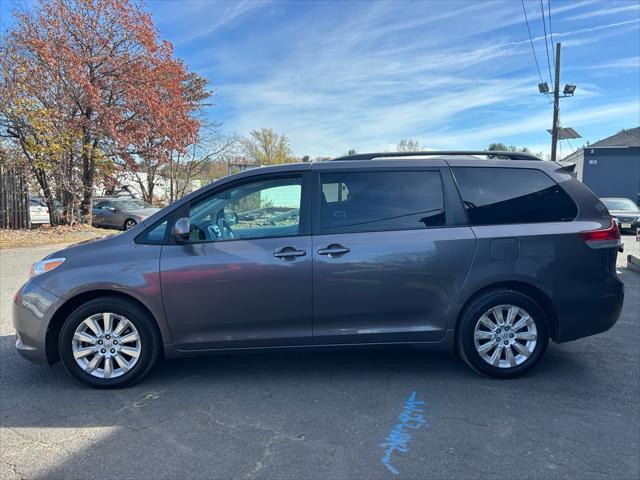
[30,258,65,277]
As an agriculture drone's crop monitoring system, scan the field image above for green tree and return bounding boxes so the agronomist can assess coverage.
[241,128,294,165]
[486,143,531,153]
[485,143,539,159]
[397,139,423,152]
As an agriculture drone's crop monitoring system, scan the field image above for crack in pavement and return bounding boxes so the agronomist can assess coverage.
[197,404,307,479]
[1,460,25,480]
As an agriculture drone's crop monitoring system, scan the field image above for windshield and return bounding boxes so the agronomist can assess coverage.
[132,199,153,208]
[602,198,638,212]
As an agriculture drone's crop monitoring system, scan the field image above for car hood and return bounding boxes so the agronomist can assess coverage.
[609,210,640,217]
[42,221,144,261]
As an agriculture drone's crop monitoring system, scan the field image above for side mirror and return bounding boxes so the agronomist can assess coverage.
[173,217,190,242]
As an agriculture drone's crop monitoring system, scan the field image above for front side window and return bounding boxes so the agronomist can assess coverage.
[94,200,113,210]
[186,177,302,242]
[452,167,578,225]
[321,170,445,233]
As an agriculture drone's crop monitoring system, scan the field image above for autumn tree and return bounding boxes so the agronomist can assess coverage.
[163,123,238,203]
[242,128,295,165]
[0,0,202,221]
[128,71,212,204]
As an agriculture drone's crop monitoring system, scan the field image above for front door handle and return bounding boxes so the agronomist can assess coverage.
[317,244,350,257]
[273,247,307,259]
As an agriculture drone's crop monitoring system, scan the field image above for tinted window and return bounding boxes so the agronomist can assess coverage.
[452,167,578,225]
[187,177,302,242]
[321,171,445,233]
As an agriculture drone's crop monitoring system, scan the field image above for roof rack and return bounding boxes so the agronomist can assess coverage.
[331,150,542,161]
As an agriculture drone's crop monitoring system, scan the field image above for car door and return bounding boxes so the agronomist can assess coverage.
[160,172,313,350]
[311,166,476,344]
[92,201,107,226]
[102,200,121,228]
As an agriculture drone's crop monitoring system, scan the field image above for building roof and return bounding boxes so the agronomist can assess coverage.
[589,127,640,147]
[562,126,639,161]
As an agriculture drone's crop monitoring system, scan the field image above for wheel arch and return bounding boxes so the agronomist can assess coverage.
[45,290,162,365]
[453,281,559,346]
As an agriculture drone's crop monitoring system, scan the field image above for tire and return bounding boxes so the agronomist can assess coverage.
[457,289,549,378]
[59,296,161,388]
[124,218,137,230]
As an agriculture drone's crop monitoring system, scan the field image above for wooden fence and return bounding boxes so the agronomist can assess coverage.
[0,164,31,229]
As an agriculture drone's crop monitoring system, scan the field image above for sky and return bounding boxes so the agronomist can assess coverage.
[1,0,639,158]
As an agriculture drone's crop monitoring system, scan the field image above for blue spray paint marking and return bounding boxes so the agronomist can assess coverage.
[380,391,427,475]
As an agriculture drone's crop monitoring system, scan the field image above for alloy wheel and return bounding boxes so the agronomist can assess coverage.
[71,312,141,379]
[473,304,537,369]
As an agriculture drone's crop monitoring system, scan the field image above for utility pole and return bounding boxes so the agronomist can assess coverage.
[550,42,561,163]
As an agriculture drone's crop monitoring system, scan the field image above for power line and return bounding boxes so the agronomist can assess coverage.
[521,0,545,86]
[540,0,554,85]
[565,139,576,154]
[548,0,555,65]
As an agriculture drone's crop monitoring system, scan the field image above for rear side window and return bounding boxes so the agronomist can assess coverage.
[452,167,578,225]
[320,170,445,233]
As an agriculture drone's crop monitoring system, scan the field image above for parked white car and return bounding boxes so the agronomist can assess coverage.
[29,197,50,224]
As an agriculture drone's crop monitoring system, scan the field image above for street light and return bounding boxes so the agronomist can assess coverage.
[563,84,577,96]
[538,82,550,94]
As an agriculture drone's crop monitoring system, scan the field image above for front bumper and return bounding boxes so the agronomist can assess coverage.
[614,217,640,231]
[12,280,63,363]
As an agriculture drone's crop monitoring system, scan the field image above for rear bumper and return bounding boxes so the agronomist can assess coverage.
[554,275,624,343]
[12,280,63,363]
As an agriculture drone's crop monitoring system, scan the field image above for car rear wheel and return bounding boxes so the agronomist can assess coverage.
[59,297,161,388]
[457,290,549,378]
[124,218,137,230]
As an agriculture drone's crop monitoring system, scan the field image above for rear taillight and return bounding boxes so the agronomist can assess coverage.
[580,218,621,248]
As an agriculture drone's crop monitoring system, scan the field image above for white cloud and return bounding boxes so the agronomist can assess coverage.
[145,0,639,157]
[564,3,640,21]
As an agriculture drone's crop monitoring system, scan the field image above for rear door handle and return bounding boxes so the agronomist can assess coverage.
[317,244,350,257]
[273,247,307,259]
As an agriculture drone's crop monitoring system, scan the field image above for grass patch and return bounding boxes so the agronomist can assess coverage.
[0,224,121,249]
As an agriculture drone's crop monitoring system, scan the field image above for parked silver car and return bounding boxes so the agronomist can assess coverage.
[14,151,624,388]
[601,197,640,233]
[92,198,160,230]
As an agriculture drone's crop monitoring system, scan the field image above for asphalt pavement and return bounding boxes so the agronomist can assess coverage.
[1,238,638,479]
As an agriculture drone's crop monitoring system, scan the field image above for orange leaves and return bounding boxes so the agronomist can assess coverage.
[4,0,207,162]
[1,0,210,218]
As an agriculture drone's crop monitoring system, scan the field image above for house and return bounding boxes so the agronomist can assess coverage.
[562,127,640,203]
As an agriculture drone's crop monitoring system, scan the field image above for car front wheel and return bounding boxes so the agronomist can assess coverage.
[457,290,549,378]
[124,218,137,230]
[59,297,161,388]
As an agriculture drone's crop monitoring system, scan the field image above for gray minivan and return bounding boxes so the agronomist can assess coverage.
[13,151,624,388]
